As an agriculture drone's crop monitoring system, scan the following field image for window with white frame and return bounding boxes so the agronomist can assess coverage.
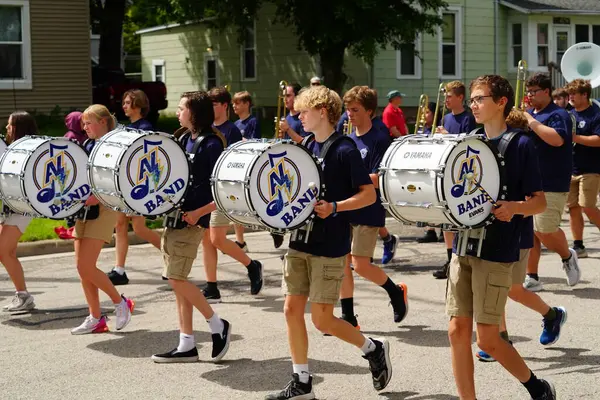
[396,37,421,79]
[0,0,32,90]
[440,8,461,79]
[152,59,165,82]
[241,22,256,81]
[511,23,522,68]
[536,23,549,67]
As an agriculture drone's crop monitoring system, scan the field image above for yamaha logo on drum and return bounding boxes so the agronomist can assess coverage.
[257,151,318,227]
[127,139,186,213]
[34,142,91,216]
[450,145,489,216]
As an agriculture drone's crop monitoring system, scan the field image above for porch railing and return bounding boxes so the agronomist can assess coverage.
[548,62,600,99]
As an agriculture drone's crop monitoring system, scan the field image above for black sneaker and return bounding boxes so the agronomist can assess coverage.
[272,233,284,249]
[324,314,360,337]
[202,286,222,304]
[107,270,129,285]
[533,379,556,400]
[211,318,232,362]
[432,261,449,279]
[363,338,392,391]
[416,230,437,243]
[391,282,408,323]
[151,347,199,363]
[247,261,263,295]
[264,373,315,400]
[162,275,168,281]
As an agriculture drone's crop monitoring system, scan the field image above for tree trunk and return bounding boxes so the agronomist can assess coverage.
[98,0,127,70]
[319,45,347,95]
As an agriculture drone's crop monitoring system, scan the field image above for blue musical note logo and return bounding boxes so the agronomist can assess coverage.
[37,143,70,203]
[266,152,294,217]
[131,139,164,201]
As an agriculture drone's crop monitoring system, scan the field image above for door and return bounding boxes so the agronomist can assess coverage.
[555,27,571,66]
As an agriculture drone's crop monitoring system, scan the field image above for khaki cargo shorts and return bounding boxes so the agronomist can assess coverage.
[445,254,513,325]
[74,205,118,243]
[568,174,600,208]
[534,192,568,233]
[282,248,346,304]
[162,225,205,280]
[350,224,379,258]
[512,249,530,285]
[210,209,232,228]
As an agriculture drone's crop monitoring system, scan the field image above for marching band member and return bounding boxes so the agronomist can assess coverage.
[432,81,477,279]
[523,73,580,291]
[63,111,87,145]
[278,82,307,143]
[336,86,408,329]
[566,79,600,259]
[233,91,261,139]
[152,91,231,363]
[200,87,263,303]
[71,105,134,334]
[1,112,37,312]
[266,86,391,400]
[109,89,162,286]
[447,75,554,400]
[552,87,570,110]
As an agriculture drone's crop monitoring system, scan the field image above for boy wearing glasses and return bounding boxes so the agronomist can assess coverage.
[522,73,579,292]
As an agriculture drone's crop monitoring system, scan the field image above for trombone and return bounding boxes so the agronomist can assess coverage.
[274,80,288,139]
[515,60,528,111]
[433,82,447,130]
[342,118,353,135]
[414,94,429,135]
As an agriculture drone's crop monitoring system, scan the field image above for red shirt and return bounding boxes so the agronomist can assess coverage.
[382,103,407,136]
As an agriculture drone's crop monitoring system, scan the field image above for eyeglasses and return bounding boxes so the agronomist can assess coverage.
[526,88,543,96]
[469,95,493,106]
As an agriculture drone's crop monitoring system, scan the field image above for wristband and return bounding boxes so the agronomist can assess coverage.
[332,201,338,217]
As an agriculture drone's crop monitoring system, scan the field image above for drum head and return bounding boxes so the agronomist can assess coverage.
[117,133,189,215]
[19,137,90,219]
[442,137,500,227]
[248,142,321,230]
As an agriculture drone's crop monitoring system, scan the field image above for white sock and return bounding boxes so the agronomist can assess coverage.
[207,313,224,336]
[361,338,376,355]
[292,364,310,384]
[177,333,195,353]
[16,291,28,296]
[113,266,126,275]
[88,315,100,324]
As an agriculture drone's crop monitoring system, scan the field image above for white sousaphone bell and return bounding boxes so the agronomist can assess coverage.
[561,42,600,107]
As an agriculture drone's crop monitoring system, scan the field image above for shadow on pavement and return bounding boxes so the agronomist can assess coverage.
[545,287,600,300]
[524,347,600,375]
[381,392,458,400]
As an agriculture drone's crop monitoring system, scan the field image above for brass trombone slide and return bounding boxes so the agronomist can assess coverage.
[414,94,429,135]
[274,80,288,139]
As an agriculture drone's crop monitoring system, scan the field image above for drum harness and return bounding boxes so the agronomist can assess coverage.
[290,132,356,244]
[73,138,100,224]
[455,127,522,257]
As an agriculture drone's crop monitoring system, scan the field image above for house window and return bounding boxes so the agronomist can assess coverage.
[576,24,589,43]
[152,59,165,82]
[439,7,461,79]
[396,37,421,79]
[593,25,600,46]
[511,23,522,68]
[241,22,256,81]
[0,1,32,90]
[204,53,219,90]
[536,24,549,67]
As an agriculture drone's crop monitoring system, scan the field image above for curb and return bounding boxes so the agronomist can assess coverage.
[17,225,263,258]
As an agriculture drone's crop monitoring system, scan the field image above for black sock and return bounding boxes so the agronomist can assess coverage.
[527,273,539,281]
[521,370,547,399]
[381,278,401,299]
[382,234,392,243]
[561,254,572,262]
[543,307,556,321]
[574,240,584,248]
[207,281,218,290]
[340,297,354,317]
[447,249,452,262]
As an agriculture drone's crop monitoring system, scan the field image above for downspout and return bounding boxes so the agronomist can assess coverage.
[494,0,499,74]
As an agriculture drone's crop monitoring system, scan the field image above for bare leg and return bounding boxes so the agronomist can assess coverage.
[444,231,455,249]
[0,225,26,292]
[131,216,161,249]
[114,213,129,268]
[311,303,365,346]
[211,226,251,266]
[170,279,215,319]
[583,206,600,227]
[378,227,389,238]
[234,224,245,244]
[284,295,309,364]
[508,284,551,315]
[526,235,542,275]
[339,255,354,299]
[352,255,388,286]
[448,316,476,399]
[536,230,570,259]
[569,206,585,241]
[202,232,218,282]
[476,323,531,382]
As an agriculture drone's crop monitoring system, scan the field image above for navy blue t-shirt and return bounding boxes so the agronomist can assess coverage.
[528,102,572,192]
[372,116,389,135]
[348,126,391,227]
[235,115,261,139]
[128,118,153,131]
[284,112,307,139]
[214,120,242,146]
[443,111,477,134]
[571,105,600,175]
[181,134,224,228]
[520,217,534,250]
[454,131,543,263]
[289,135,373,258]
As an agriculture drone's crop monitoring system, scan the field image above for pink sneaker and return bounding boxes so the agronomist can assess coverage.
[71,315,109,335]
[115,295,135,330]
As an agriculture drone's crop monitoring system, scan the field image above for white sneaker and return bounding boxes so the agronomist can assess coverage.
[115,295,134,330]
[563,248,581,287]
[523,275,543,292]
[2,292,35,312]
[71,315,109,335]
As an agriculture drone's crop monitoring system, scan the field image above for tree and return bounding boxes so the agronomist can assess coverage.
[147,0,448,93]
[91,0,128,69]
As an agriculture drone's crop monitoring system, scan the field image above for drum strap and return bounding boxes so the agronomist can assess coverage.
[82,138,96,154]
[301,132,357,163]
[467,127,522,158]
[179,131,222,161]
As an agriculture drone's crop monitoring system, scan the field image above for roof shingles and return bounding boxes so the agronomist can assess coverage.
[502,0,600,12]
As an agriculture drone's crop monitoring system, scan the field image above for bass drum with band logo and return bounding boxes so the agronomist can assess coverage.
[87,127,191,216]
[0,136,91,219]
[211,139,323,232]
[379,133,505,229]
